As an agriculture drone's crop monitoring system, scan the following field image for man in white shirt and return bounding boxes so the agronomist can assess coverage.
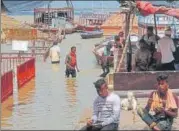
[81,78,120,131]
[157,28,176,71]
[49,41,60,64]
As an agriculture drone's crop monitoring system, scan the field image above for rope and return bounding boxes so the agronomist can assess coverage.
[116,13,135,72]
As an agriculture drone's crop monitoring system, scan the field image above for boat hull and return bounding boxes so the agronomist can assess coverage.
[80,31,103,39]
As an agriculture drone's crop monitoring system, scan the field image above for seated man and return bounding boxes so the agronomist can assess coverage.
[137,74,178,131]
[81,79,120,131]
[135,39,152,71]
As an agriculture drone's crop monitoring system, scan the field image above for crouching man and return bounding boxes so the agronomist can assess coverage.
[137,74,178,131]
[81,78,121,131]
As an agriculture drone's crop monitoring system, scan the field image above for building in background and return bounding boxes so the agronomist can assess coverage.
[138,14,179,38]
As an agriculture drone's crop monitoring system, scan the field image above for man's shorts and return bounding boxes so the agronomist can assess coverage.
[51,61,60,64]
[65,68,76,78]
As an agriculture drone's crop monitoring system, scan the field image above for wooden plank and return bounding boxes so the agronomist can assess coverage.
[114,71,179,91]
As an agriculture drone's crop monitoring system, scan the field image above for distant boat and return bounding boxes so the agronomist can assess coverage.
[64,21,76,34]
[80,30,103,39]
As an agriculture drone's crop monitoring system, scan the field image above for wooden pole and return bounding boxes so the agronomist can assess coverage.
[34,9,36,24]
[0,0,2,127]
[116,12,131,72]
[48,2,50,38]
[125,13,130,39]
[154,14,158,38]
[116,12,135,72]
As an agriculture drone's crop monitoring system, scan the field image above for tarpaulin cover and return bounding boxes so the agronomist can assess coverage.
[136,1,179,19]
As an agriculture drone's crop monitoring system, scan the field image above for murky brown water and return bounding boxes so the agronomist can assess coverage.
[1,33,106,130]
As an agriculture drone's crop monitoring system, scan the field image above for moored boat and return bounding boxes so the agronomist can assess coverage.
[64,21,76,34]
[80,30,103,39]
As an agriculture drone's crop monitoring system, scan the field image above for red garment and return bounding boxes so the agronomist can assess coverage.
[69,52,76,67]
[136,1,179,19]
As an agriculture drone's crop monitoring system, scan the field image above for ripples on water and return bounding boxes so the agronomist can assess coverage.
[1,33,104,130]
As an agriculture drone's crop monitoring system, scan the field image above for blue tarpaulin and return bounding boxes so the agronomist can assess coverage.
[3,0,51,15]
[149,1,179,8]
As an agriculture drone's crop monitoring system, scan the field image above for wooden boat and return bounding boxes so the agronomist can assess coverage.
[38,28,58,34]
[110,0,179,94]
[64,21,76,34]
[75,25,102,32]
[84,26,98,31]
[80,30,103,39]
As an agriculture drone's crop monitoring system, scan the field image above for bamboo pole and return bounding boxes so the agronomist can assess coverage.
[116,12,130,72]
[154,14,158,44]
[0,0,2,129]
[48,2,50,38]
[116,13,135,72]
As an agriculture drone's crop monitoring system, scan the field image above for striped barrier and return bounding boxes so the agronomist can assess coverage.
[17,58,35,88]
[1,70,13,102]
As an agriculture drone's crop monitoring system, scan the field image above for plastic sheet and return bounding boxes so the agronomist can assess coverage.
[17,58,35,88]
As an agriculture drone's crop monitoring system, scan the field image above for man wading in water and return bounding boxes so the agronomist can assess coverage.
[49,41,61,64]
[65,46,80,78]
[49,41,61,71]
[81,78,120,131]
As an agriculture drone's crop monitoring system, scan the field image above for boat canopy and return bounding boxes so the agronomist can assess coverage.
[136,1,179,19]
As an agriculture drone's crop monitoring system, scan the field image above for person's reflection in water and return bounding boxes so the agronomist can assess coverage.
[52,64,60,72]
[18,78,35,103]
[65,78,77,107]
[1,96,13,128]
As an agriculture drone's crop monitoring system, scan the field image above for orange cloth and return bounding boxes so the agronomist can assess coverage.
[70,52,76,67]
[150,89,178,111]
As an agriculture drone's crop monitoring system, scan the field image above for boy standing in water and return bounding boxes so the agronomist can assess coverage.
[65,46,80,78]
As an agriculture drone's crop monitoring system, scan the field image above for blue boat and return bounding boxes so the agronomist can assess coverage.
[80,30,103,39]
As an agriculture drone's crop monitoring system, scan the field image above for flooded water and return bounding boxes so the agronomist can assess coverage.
[1,33,107,130]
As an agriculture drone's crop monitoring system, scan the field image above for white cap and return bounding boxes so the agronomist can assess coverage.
[165,27,172,35]
[165,30,172,35]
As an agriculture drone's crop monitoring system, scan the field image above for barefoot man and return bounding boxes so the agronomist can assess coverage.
[65,46,80,78]
[137,73,178,131]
